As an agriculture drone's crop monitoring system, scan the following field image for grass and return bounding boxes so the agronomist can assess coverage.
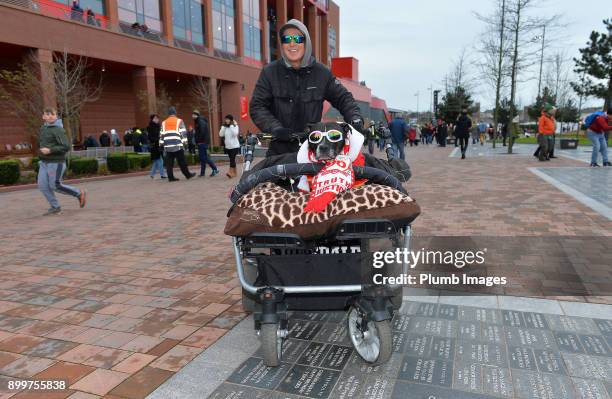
[514,136,594,146]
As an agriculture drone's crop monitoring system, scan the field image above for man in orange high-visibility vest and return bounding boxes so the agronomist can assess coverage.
[160,106,196,181]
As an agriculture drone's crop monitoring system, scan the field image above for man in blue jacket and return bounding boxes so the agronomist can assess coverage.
[388,116,408,160]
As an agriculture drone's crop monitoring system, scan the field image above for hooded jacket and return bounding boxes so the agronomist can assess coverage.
[454,114,473,138]
[538,112,555,135]
[38,119,71,162]
[250,19,361,155]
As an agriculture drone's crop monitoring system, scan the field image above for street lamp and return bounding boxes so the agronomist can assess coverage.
[414,91,420,124]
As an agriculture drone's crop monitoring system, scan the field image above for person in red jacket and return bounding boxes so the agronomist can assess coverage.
[587,107,612,167]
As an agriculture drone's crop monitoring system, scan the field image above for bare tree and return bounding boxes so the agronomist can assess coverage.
[446,48,474,94]
[544,51,573,107]
[189,76,223,134]
[0,50,52,150]
[52,50,103,144]
[475,0,511,149]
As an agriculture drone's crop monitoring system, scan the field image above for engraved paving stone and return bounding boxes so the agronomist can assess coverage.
[392,315,411,332]
[392,381,498,399]
[416,303,438,317]
[593,319,612,337]
[502,310,525,328]
[288,320,324,341]
[438,304,458,320]
[290,311,329,322]
[253,339,309,363]
[430,337,455,361]
[482,366,513,398]
[314,322,351,346]
[579,335,611,357]
[456,341,507,367]
[562,353,612,381]
[330,372,365,399]
[508,346,537,371]
[534,349,567,375]
[409,317,457,338]
[458,321,482,341]
[505,327,557,350]
[459,307,503,325]
[360,375,396,399]
[344,352,403,379]
[298,342,332,367]
[554,332,585,354]
[512,370,575,399]
[208,382,274,399]
[393,332,408,353]
[404,334,432,358]
[523,313,549,330]
[483,325,505,344]
[572,377,610,399]
[545,315,600,335]
[398,301,420,316]
[277,365,340,399]
[320,344,352,370]
[453,362,483,393]
[227,357,292,390]
[397,356,453,387]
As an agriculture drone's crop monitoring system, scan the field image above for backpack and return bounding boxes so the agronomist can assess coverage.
[585,111,605,127]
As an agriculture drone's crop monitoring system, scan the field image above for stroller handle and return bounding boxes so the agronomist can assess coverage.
[229,163,407,204]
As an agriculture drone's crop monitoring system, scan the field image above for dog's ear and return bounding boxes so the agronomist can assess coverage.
[305,123,316,134]
[339,122,352,135]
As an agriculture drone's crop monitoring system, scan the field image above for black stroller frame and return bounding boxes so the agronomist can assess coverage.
[229,133,412,367]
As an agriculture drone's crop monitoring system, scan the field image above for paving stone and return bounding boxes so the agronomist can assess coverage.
[508,346,537,371]
[276,364,340,398]
[453,362,483,393]
[226,357,291,390]
[579,335,611,357]
[562,353,612,381]
[505,328,558,350]
[409,317,457,338]
[458,307,503,325]
[397,356,453,387]
[456,341,507,367]
[571,377,610,399]
[512,369,575,399]
[554,332,586,354]
[392,380,497,398]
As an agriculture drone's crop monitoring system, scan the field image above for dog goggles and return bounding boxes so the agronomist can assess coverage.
[308,130,344,144]
[280,35,305,44]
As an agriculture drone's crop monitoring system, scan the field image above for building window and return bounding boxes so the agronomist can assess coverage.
[118,0,162,32]
[172,0,204,45]
[58,0,105,15]
[242,0,261,61]
[328,25,337,60]
[212,0,236,54]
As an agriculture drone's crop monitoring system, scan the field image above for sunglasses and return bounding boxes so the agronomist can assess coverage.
[281,35,305,44]
[308,130,344,144]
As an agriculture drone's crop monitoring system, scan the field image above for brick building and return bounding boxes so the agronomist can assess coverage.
[0,0,388,152]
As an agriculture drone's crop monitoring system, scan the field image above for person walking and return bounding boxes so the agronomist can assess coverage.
[37,108,87,215]
[110,129,121,146]
[585,107,612,167]
[147,114,166,179]
[99,130,110,147]
[455,109,472,159]
[388,115,408,160]
[219,114,240,178]
[437,120,448,147]
[160,106,195,181]
[192,110,219,177]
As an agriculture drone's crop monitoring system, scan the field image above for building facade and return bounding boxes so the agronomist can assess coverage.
[0,0,384,152]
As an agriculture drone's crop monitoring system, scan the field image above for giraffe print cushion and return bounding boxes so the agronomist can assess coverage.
[225,183,420,239]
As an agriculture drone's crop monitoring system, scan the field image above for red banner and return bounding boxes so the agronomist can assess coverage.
[240,96,249,120]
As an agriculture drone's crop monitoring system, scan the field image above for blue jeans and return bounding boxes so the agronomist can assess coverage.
[588,130,608,164]
[38,161,80,209]
[198,143,217,175]
[150,158,165,177]
[392,142,405,161]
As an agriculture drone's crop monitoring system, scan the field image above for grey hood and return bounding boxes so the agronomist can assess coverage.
[279,19,314,69]
[45,118,63,128]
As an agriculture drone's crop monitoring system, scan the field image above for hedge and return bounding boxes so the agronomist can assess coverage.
[32,157,39,173]
[127,153,151,169]
[107,153,129,173]
[69,158,98,175]
[185,153,198,165]
[0,160,21,185]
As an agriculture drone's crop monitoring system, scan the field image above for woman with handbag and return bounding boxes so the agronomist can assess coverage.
[219,114,240,178]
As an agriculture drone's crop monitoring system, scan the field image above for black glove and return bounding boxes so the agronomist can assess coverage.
[351,118,366,135]
[271,128,307,142]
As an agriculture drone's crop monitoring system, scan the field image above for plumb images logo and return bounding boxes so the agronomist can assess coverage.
[372,248,488,269]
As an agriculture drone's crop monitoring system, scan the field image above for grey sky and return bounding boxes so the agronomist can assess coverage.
[335,0,608,111]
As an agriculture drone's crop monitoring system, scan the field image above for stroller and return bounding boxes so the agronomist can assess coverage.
[226,133,417,367]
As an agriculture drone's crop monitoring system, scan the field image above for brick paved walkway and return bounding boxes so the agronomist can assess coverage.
[0,144,610,398]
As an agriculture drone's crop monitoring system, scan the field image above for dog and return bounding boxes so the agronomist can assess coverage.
[305,122,351,162]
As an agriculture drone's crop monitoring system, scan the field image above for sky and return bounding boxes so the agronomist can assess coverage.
[335,0,608,111]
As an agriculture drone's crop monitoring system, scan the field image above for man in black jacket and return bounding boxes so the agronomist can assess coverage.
[192,110,219,177]
[455,109,473,159]
[250,19,363,156]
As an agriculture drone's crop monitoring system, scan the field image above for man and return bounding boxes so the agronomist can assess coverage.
[37,108,86,215]
[160,106,196,181]
[586,107,612,167]
[437,120,448,147]
[250,19,363,156]
[388,115,408,160]
[455,109,472,159]
[192,110,219,177]
[99,130,110,147]
[477,121,487,145]
[536,104,556,162]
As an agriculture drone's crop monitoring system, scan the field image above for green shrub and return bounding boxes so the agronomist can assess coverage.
[185,153,198,165]
[0,160,21,185]
[32,157,39,173]
[127,153,151,169]
[69,158,98,175]
[107,153,129,173]
[210,146,224,154]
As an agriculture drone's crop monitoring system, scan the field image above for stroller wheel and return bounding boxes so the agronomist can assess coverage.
[260,323,283,367]
[347,306,392,365]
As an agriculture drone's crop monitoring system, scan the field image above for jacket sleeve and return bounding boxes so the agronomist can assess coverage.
[50,128,71,154]
[230,124,240,138]
[249,69,284,133]
[178,120,188,145]
[592,116,612,132]
[219,126,225,137]
[324,73,362,123]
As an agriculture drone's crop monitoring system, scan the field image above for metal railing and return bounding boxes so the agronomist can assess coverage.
[70,146,135,159]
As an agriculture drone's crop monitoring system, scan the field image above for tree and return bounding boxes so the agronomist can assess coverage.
[437,86,475,123]
[544,51,573,108]
[571,19,612,109]
[189,76,223,134]
[556,98,579,132]
[527,86,556,121]
[52,50,103,143]
[0,51,50,149]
